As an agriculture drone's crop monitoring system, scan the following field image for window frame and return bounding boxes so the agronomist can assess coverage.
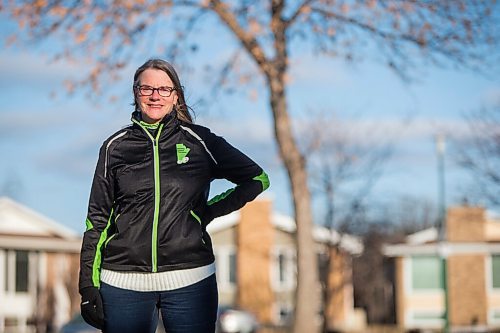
[271,246,296,292]
[2,250,31,295]
[407,255,445,293]
[215,245,237,292]
[406,310,445,328]
[488,308,500,325]
[272,301,294,326]
[486,255,500,293]
[1,250,6,294]
[15,250,29,293]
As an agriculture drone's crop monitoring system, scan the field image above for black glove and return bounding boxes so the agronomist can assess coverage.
[80,286,104,329]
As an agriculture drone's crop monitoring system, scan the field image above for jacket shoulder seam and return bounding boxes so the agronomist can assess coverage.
[179,125,218,165]
[103,129,130,177]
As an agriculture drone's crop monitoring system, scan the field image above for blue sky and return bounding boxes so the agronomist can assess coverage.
[1,12,499,233]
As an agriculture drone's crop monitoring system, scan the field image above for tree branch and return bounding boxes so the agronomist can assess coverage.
[310,6,425,47]
[208,0,271,76]
[284,0,314,28]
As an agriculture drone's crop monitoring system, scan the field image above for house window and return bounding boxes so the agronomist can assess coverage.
[215,246,237,290]
[272,247,296,291]
[273,302,293,326]
[3,250,8,292]
[228,252,237,284]
[410,311,445,326]
[491,255,500,289]
[490,309,500,323]
[413,312,444,320]
[4,250,30,293]
[278,253,286,283]
[317,252,329,278]
[411,255,444,290]
[15,251,29,292]
[4,317,19,329]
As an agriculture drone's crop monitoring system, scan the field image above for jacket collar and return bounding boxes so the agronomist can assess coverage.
[131,111,180,132]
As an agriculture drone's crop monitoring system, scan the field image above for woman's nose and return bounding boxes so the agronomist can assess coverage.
[149,91,161,99]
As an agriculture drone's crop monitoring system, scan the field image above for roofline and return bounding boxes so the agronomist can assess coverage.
[405,227,438,244]
[312,226,363,255]
[383,242,500,257]
[0,235,82,253]
[206,211,240,234]
[207,210,363,255]
[0,196,79,239]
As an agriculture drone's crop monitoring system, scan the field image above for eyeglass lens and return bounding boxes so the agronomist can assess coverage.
[139,86,174,97]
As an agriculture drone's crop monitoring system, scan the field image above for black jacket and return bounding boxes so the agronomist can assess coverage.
[79,112,269,292]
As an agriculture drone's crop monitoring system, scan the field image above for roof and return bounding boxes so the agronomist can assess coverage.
[384,242,500,257]
[383,208,500,257]
[206,211,240,234]
[405,227,438,245]
[207,210,363,255]
[0,197,81,252]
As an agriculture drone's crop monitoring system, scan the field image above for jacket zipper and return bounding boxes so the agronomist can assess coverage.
[132,119,164,273]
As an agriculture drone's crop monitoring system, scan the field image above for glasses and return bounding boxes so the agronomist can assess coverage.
[136,85,176,97]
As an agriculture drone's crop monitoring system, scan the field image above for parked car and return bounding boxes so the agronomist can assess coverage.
[60,314,99,333]
[61,307,258,333]
[60,314,166,333]
[216,306,259,333]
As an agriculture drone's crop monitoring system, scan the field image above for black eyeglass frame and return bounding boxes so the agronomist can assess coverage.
[135,85,177,97]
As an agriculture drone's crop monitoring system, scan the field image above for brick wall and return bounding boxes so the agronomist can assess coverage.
[395,257,405,328]
[326,247,348,327]
[447,207,485,242]
[237,200,275,324]
[447,255,487,325]
[446,206,487,326]
[40,252,80,329]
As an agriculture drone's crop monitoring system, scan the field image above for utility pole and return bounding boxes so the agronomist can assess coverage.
[436,134,449,333]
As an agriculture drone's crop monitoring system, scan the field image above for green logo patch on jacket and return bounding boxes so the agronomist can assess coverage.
[176,143,190,164]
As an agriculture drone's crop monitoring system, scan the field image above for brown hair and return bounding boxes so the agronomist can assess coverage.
[133,59,192,123]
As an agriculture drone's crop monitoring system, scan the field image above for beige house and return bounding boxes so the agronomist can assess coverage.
[0,196,364,332]
[207,199,365,331]
[384,206,500,332]
[0,197,81,333]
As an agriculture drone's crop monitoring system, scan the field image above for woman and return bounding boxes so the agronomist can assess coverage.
[79,58,269,333]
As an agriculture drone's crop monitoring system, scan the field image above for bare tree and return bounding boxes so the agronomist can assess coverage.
[0,173,25,202]
[353,196,438,325]
[303,112,393,231]
[3,1,498,331]
[301,112,392,331]
[454,103,500,209]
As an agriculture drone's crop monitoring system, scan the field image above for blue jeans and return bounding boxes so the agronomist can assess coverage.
[100,274,218,333]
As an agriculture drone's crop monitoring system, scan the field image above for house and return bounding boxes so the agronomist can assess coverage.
[0,196,364,332]
[0,197,81,333]
[207,199,366,332]
[384,206,500,332]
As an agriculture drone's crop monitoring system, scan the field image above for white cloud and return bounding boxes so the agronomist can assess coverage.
[482,86,500,106]
[0,110,70,138]
[293,115,470,145]
[0,51,85,84]
[289,55,352,87]
[201,116,273,144]
[36,142,99,178]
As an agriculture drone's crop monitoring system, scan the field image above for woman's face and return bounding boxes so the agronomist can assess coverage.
[136,69,178,124]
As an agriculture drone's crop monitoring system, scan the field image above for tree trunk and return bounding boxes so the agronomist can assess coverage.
[267,72,320,333]
[200,2,320,330]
